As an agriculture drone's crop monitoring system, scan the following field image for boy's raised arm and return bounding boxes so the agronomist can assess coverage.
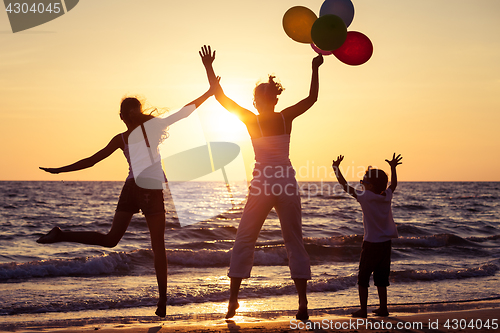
[385,153,402,193]
[332,155,357,198]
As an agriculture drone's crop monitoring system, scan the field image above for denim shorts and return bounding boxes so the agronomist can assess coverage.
[358,240,392,288]
[116,178,165,216]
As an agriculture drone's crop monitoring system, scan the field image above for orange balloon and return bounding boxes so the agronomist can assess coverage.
[282,6,317,44]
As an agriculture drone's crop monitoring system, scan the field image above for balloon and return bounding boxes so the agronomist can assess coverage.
[311,43,332,55]
[310,14,347,51]
[332,31,373,65]
[319,0,355,28]
[282,6,318,44]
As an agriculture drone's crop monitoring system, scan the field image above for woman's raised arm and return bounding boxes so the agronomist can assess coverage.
[199,45,256,124]
[281,54,323,121]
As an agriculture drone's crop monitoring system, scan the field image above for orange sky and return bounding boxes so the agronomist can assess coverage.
[1,0,499,181]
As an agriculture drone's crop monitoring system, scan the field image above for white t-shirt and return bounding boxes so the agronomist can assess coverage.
[356,188,398,243]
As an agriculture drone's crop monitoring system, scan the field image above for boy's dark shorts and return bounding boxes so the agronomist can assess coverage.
[116,178,165,216]
[358,240,392,288]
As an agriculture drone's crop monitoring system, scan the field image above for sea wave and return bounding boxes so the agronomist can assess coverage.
[394,234,473,248]
[392,262,500,282]
[305,233,498,249]
[0,252,133,281]
[0,234,500,282]
[2,232,498,281]
[3,262,498,316]
[394,234,499,248]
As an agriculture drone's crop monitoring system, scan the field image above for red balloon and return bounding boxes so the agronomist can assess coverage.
[332,31,373,66]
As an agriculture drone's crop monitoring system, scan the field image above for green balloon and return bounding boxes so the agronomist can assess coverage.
[311,14,347,51]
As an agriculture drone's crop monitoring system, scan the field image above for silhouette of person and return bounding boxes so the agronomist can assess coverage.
[200,45,323,320]
[332,153,402,318]
[37,81,216,317]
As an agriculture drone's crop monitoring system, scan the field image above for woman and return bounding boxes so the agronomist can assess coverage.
[37,81,216,317]
[200,45,323,320]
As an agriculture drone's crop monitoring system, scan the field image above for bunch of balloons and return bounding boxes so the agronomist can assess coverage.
[282,0,373,66]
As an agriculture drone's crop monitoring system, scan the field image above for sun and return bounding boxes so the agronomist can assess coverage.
[200,107,249,143]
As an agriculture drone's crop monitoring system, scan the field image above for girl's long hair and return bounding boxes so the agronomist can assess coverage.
[120,96,169,143]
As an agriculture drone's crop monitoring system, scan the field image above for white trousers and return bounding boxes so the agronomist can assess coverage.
[228,170,311,279]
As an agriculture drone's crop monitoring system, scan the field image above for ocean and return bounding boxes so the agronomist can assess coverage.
[0,181,499,330]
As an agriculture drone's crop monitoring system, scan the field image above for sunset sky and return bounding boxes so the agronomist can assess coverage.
[1,0,499,182]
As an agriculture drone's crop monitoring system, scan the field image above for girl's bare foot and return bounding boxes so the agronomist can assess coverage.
[155,298,167,317]
[373,307,389,316]
[36,227,62,243]
[295,306,309,321]
[225,301,239,319]
[352,309,367,318]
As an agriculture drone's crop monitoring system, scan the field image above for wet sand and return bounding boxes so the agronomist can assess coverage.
[21,299,499,333]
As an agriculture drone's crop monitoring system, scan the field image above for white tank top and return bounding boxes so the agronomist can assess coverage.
[124,104,196,186]
[251,113,292,166]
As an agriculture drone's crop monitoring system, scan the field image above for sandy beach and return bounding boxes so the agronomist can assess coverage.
[6,298,497,333]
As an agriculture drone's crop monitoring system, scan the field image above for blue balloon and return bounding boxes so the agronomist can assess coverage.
[319,0,355,28]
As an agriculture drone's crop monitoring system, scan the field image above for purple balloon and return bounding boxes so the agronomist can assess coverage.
[319,0,355,28]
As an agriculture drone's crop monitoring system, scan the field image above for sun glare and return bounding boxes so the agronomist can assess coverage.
[201,109,249,143]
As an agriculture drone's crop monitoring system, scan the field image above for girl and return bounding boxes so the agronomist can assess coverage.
[200,45,323,320]
[37,80,216,317]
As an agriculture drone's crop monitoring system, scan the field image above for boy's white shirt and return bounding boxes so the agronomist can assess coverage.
[356,187,399,243]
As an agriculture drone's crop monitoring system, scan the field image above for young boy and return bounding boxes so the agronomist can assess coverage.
[332,153,402,318]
